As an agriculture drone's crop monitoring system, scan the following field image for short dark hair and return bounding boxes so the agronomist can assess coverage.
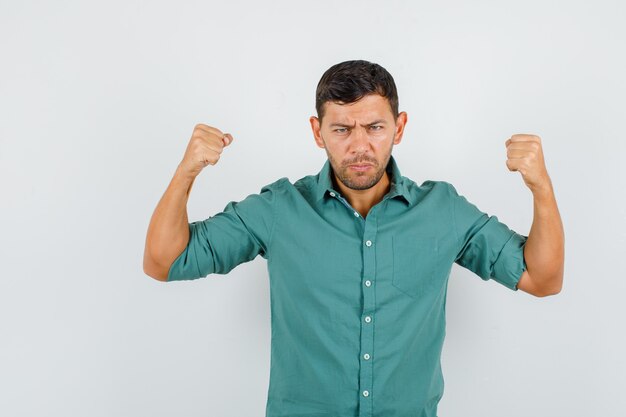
[315,59,399,124]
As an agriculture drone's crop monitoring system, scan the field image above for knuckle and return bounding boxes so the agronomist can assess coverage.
[207,126,223,137]
[192,131,207,140]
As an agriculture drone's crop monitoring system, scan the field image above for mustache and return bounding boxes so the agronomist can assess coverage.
[343,157,377,166]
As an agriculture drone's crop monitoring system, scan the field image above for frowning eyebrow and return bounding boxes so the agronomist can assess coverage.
[329,119,387,128]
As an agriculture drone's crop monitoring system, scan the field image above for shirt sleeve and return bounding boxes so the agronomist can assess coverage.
[166,178,284,281]
[449,183,528,291]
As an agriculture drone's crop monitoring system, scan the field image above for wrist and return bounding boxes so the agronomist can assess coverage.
[530,178,554,199]
[175,163,197,182]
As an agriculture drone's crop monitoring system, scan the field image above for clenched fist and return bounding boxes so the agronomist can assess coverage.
[505,134,551,192]
[178,123,234,178]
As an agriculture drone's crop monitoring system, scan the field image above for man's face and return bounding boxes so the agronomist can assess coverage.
[310,94,407,191]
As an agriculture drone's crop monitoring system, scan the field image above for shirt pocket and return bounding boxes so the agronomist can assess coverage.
[391,235,440,297]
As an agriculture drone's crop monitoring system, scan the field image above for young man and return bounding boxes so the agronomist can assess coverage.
[143,60,564,417]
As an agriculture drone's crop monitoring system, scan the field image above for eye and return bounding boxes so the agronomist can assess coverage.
[370,125,382,130]
[334,128,348,133]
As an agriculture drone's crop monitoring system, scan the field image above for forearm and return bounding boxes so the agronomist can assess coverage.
[524,178,565,294]
[143,164,196,280]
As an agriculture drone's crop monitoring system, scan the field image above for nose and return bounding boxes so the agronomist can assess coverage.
[350,127,370,154]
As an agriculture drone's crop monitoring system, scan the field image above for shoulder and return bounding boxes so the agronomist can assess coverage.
[288,172,321,201]
[231,177,290,211]
[420,179,459,191]
[249,168,328,204]
[404,177,456,191]
[259,176,291,193]
[255,175,316,205]
[402,177,461,203]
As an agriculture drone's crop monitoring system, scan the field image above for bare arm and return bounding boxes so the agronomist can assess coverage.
[505,134,564,297]
[516,179,565,296]
[142,166,195,281]
[143,124,234,281]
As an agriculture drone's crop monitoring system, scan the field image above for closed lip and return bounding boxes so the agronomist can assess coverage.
[349,163,374,167]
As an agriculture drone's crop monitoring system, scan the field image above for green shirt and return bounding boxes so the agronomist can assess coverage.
[167,154,528,417]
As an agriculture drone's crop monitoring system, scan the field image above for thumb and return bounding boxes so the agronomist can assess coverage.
[222,133,234,147]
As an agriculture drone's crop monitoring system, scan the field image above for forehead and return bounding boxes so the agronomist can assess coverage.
[323,94,393,122]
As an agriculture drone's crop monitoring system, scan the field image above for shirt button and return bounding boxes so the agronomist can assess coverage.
[365,240,372,247]
[354,211,359,217]
[364,316,372,323]
[363,353,370,360]
[329,192,335,197]
[363,390,369,397]
[364,280,372,287]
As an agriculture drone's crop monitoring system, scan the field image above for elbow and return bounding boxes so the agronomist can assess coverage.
[144,268,169,282]
[534,286,561,297]
[534,274,564,298]
[143,234,189,282]
[143,264,169,282]
[527,260,564,298]
[143,250,170,282]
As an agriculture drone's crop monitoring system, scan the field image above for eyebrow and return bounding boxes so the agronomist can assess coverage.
[329,119,387,128]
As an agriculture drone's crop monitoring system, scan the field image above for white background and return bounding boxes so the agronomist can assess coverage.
[1,1,625,416]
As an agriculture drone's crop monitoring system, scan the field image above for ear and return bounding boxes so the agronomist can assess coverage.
[393,112,408,145]
[310,116,326,149]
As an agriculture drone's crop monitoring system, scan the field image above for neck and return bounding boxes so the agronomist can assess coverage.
[333,171,391,218]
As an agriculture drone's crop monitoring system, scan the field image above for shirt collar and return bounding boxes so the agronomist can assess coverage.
[315,154,413,205]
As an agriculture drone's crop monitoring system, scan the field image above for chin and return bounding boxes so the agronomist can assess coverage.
[342,173,380,190]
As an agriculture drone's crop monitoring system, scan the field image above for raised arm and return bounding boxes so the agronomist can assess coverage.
[505,134,564,297]
[143,124,233,281]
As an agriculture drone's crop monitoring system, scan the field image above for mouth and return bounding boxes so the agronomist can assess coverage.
[348,164,373,172]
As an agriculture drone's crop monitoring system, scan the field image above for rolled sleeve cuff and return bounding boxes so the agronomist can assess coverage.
[166,222,214,282]
[491,231,528,291]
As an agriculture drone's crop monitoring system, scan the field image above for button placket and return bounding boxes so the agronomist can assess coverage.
[358,207,378,417]
[331,188,379,416]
